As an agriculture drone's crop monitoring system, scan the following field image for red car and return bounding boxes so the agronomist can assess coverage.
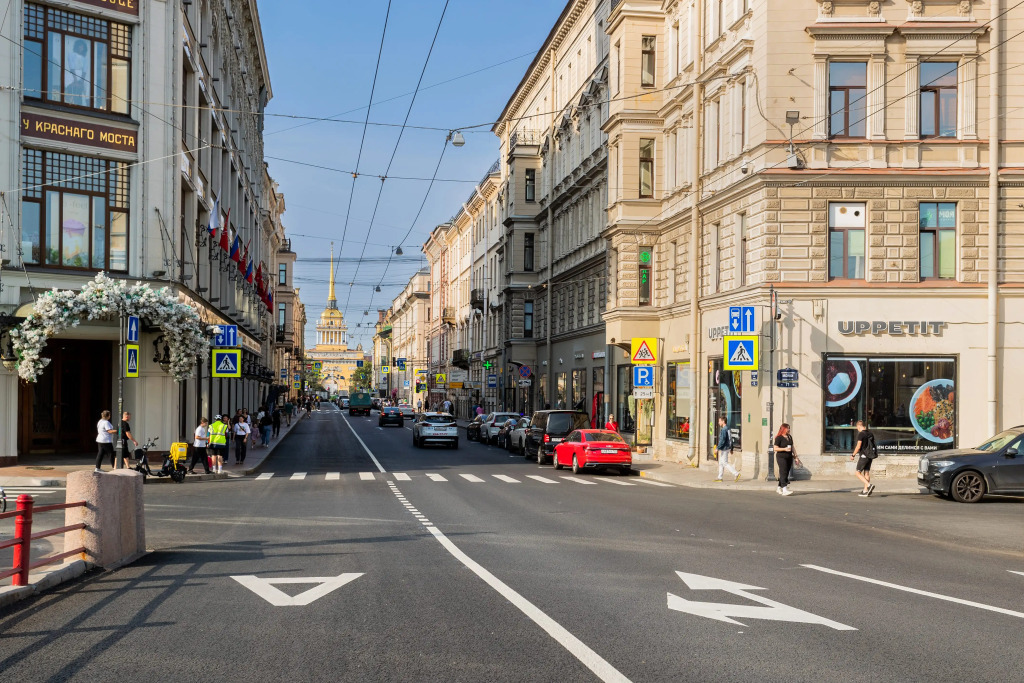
[552,429,632,475]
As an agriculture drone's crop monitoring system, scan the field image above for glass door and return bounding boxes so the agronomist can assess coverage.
[707,358,742,462]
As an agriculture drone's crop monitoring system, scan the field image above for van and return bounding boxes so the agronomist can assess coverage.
[524,410,591,464]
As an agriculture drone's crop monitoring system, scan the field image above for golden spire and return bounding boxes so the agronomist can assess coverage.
[327,242,337,308]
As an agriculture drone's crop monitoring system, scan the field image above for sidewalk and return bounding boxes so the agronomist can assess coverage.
[0,409,308,487]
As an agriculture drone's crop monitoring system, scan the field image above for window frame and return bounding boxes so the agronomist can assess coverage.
[919,62,958,139]
[828,62,868,139]
[524,232,534,272]
[828,203,867,281]
[524,168,536,202]
[278,262,287,285]
[524,301,534,338]
[641,35,656,88]
[639,138,654,199]
[638,247,652,306]
[919,202,957,280]
[666,361,691,441]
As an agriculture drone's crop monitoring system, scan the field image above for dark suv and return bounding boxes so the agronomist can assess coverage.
[525,410,591,464]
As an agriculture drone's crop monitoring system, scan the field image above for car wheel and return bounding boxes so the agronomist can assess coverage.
[572,454,581,475]
[412,435,420,448]
[951,471,986,503]
[553,453,562,470]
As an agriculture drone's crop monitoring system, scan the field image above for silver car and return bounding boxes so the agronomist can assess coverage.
[484,412,522,445]
[398,403,415,420]
[507,416,531,454]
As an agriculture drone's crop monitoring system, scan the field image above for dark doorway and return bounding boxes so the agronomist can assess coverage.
[18,339,113,455]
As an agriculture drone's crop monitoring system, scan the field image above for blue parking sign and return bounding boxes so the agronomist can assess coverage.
[633,365,654,387]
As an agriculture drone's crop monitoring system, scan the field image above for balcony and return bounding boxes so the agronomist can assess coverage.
[378,324,392,338]
[510,129,542,151]
[470,288,485,311]
[278,238,292,253]
[452,348,470,369]
[441,307,456,326]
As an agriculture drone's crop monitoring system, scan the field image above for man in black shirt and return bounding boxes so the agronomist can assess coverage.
[120,411,138,468]
[851,420,876,497]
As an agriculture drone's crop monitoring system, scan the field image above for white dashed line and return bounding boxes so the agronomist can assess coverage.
[359,472,376,481]
[637,479,673,487]
[255,473,273,480]
[525,475,558,484]
[290,472,306,480]
[493,474,520,483]
[560,476,596,485]
[325,472,340,481]
[426,473,447,481]
[394,473,412,481]
[460,474,485,483]
[596,478,635,486]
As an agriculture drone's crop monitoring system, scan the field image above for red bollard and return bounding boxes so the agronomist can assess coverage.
[12,495,34,587]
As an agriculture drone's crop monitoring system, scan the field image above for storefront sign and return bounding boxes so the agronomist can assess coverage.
[708,325,730,342]
[21,112,137,153]
[74,0,140,16]
[838,321,946,336]
[574,352,585,360]
[592,351,606,359]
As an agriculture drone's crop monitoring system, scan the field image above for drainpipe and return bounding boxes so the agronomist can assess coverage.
[987,0,1001,436]
[545,46,557,409]
[688,2,705,465]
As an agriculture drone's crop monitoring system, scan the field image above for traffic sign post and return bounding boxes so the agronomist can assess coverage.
[487,374,498,388]
[729,306,756,333]
[126,315,139,343]
[633,387,654,399]
[723,335,758,371]
[519,365,531,379]
[381,365,390,374]
[633,365,654,387]
[125,344,139,378]
[631,338,657,364]
[212,349,242,377]
[213,325,239,347]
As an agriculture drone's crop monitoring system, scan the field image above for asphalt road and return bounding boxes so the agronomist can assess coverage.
[1,404,1023,682]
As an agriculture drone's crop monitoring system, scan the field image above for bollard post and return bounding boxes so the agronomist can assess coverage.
[12,495,34,586]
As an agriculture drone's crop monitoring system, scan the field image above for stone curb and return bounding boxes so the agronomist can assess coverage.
[636,468,923,494]
[0,478,67,488]
[0,559,92,611]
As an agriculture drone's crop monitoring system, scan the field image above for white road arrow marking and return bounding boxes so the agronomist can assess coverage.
[231,572,363,606]
[667,571,856,630]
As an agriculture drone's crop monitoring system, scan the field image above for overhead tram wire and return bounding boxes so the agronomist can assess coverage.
[342,0,450,321]
[335,0,394,270]
[263,155,478,183]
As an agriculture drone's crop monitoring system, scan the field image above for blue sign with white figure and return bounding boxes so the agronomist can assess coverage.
[729,306,756,333]
[633,365,655,387]
[214,324,238,347]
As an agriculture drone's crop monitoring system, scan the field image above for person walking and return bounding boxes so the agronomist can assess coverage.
[208,414,229,473]
[189,417,211,474]
[259,409,273,447]
[774,423,797,496]
[272,406,282,438]
[604,415,619,432]
[714,417,741,482]
[233,415,250,464]
[851,420,877,497]
[284,400,293,426]
[120,411,138,468]
[95,410,117,472]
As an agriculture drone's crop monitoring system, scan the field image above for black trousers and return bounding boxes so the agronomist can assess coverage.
[95,442,114,469]
[776,453,794,488]
[234,435,247,463]
[189,446,210,473]
[272,422,281,437]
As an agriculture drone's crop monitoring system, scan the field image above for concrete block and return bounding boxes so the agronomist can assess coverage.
[64,470,146,569]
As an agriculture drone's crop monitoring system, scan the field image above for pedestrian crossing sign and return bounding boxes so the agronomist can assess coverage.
[212,349,242,377]
[631,337,658,364]
[723,335,758,371]
[381,365,390,374]
[293,381,301,389]
[125,344,139,378]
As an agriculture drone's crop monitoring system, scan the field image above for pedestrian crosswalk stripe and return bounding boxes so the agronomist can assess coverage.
[291,472,306,480]
[560,477,596,485]
[493,474,520,483]
[637,478,673,487]
[525,475,558,484]
[256,473,273,480]
[325,472,340,480]
[426,473,447,481]
[460,474,484,482]
[596,478,635,486]
[359,472,375,481]
[394,473,411,481]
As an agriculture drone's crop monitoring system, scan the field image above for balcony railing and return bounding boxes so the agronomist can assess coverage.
[452,348,470,369]
[510,129,542,150]
[441,307,456,326]
[470,288,485,310]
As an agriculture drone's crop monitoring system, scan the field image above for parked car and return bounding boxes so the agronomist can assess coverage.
[466,414,486,442]
[495,418,518,450]
[525,410,592,464]
[412,412,459,449]
[918,426,1024,503]
[379,407,403,428]
[349,391,372,416]
[341,398,350,408]
[553,429,632,475]
[483,412,522,445]
[371,398,381,411]
[507,417,531,454]
[398,403,415,420]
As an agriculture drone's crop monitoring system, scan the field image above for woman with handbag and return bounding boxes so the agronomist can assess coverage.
[774,423,801,496]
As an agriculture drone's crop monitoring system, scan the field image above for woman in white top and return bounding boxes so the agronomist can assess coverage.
[233,416,250,464]
[95,410,117,472]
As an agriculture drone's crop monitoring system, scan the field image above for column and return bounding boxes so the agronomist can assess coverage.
[904,56,920,139]
[960,54,977,140]
[812,57,829,140]
[868,55,886,140]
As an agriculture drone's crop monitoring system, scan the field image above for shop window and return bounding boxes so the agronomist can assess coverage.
[616,365,635,433]
[641,36,656,87]
[919,202,956,279]
[828,202,865,280]
[667,362,691,440]
[828,62,867,138]
[572,369,587,413]
[823,356,957,455]
[21,148,129,271]
[639,138,654,198]
[556,372,567,409]
[920,62,957,138]
[23,3,132,114]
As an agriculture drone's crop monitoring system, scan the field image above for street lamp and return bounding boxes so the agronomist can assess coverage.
[447,130,465,147]
[152,335,171,373]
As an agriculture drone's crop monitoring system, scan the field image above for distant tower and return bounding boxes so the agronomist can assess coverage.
[316,243,347,348]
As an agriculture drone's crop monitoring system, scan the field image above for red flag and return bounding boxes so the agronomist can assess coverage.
[237,239,249,274]
[219,209,231,252]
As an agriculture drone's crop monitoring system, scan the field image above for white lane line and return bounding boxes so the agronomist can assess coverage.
[427,526,631,682]
[493,474,520,483]
[325,472,340,481]
[596,478,635,486]
[560,476,596,485]
[426,473,447,482]
[255,473,273,480]
[1011,571,1024,577]
[394,473,412,481]
[525,475,558,484]
[290,472,306,480]
[359,472,376,481]
[637,479,673,487]
[341,413,388,473]
[460,474,485,483]
[803,565,1024,620]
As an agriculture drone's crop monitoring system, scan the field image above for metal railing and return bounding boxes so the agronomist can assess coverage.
[0,495,86,586]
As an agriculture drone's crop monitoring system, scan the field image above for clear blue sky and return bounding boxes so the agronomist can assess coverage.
[259,0,565,349]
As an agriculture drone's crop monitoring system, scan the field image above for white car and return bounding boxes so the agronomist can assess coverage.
[398,403,415,420]
[413,413,458,448]
[508,416,531,454]
[484,412,521,445]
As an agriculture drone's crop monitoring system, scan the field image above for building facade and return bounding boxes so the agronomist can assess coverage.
[267,177,305,401]
[306,249,367,397]
[373,268,430,406]
[603,0,1024,476]
[0,0,282,464]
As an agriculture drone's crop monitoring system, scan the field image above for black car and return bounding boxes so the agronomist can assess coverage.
[918,426,1024,503]
[466,414,486,442]
[525,410,592,465]
[378,407,403,428]
[495,418,518,450]
[371,398,382,411]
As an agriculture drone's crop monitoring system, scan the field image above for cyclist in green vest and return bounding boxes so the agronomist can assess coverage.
[208,414,230,473]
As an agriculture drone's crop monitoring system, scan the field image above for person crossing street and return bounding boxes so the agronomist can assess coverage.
[714,416,741,482]
[208,414,229,473]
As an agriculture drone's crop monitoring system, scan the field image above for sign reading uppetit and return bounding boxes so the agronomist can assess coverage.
[212,349,241,377]
[723,336,758,371]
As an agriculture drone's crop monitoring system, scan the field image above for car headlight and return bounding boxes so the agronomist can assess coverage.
[930,460,956,468]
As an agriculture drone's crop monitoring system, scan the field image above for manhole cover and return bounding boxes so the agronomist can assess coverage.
[25,466,55,471]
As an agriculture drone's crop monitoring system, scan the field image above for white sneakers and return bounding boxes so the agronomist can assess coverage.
[777,486,793,496]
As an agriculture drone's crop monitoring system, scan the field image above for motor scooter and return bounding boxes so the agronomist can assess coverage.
[132,438,187,483]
